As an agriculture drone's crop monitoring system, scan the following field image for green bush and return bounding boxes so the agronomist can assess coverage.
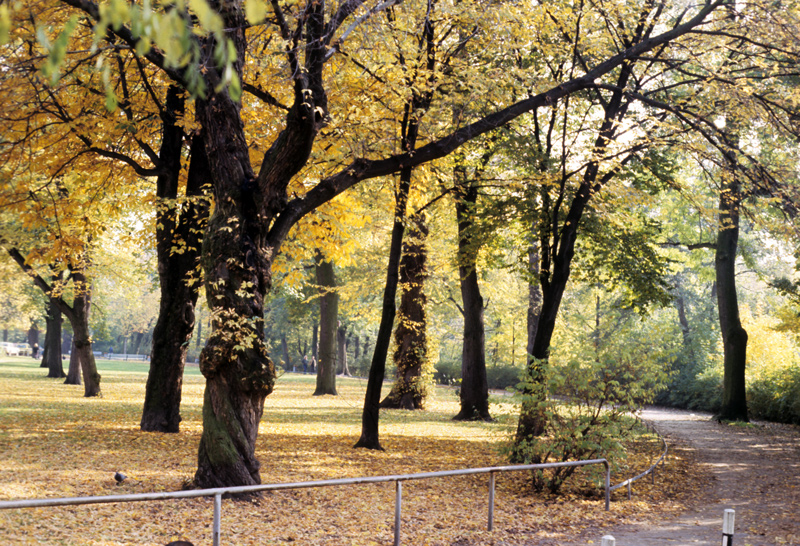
[486,364,523,390]
[433,358,460,385]
[748,365,800,424]
[509,349,670,493]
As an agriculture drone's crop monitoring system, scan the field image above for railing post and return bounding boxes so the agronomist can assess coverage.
[488,471,496,531]
[722,509,735,546]
[603,460,610,511]
[394,480,402,546]
[213,493,222,546]
[627,480,632,500]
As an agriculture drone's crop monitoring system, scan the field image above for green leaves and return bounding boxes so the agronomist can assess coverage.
[0,5,10,45]
[38,15,79,87]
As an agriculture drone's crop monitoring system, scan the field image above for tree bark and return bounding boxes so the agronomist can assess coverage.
[141,87,209,433]
[7,248,99,395]
[69,270,100,396]
[314,253,338,395]
[452,174,491,421]
[43,297,65,378]
[716,172,749,422]
[381,212,430,410]
[65,338,82,385]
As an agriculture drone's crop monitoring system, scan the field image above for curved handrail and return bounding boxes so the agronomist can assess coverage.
[610,420,668,498]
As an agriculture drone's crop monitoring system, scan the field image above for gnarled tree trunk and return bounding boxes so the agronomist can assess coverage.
[381,212,430,410]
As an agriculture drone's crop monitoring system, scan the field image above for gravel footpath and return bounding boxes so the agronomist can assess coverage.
[594,407,800,546]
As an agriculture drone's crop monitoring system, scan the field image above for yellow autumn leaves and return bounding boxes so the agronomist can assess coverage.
[1,359,698,545]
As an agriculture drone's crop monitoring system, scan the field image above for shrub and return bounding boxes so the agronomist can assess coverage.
[508,336,671,493]
[433,358,461,385]
[486,364,524,390]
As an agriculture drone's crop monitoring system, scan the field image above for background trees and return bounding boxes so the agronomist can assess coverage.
[4,0,800,491]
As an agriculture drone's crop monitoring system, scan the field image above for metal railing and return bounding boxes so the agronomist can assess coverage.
[0,460,610,546]
[610,421,669,499]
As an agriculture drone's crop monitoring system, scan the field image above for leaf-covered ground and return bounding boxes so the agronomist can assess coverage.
[0,358,703,545]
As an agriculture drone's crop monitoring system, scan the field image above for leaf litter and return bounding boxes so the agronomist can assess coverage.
[0,360,706,545]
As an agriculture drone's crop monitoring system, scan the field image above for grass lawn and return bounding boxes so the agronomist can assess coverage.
[0,357,697,545]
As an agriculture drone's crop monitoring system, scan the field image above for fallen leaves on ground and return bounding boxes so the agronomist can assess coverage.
[0,359,705,545]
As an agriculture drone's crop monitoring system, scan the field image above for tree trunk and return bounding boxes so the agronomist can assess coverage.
[526,243,542,363]
[381,212,430,410]
[675,291,694,357]
[337,324,350,376]
[192,50,279,486]
[453,172,491,421]
[355,171,411,449]
[67,271,100,396]
[282,332,292,371]
[514,63,634,447]
[716,172,748,422]
[314,253,338,395]
[43,298,65,378]
[312,320,319,362]
[141,88,209,433]
[65,338,82,385]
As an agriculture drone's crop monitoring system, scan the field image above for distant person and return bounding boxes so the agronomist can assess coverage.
[32,343,39,358]
[302,354,308,374]
[310,356,316,374]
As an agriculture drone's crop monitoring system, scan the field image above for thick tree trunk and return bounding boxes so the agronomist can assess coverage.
[68,273,100,397]
[716,174,748,422]
[65,339,82,385]
[381,213,430,410]
[452,173,491,421]
[141,89,209,433]
[43,298,65,378]
[192,54,278,487]
[314,253,338,395]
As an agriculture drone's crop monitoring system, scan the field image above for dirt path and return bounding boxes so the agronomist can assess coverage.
[597,407,800,546]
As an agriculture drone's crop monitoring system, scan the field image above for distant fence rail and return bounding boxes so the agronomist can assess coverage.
[104,353,147,361]
[0,460,611,546]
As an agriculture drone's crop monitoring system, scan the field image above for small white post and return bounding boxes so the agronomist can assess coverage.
[722,509,735,546]
[601,535,616,546]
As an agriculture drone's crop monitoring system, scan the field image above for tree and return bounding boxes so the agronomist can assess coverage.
[8,247,101,396]
[17,0,730,486]
[313,251,338,395]
[141,101,210,432]
[380,212,431,409]
[42,284,66,378]
[452,158,491,421]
